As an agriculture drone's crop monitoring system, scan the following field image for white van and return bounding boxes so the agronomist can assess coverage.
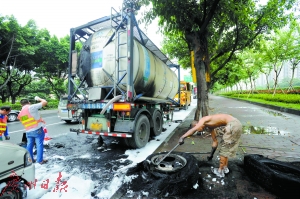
[0,142,35,198]
[57,95,82,123]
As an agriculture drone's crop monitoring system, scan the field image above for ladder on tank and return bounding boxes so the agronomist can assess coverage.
[109,0,141,101]
[104,2,129,99]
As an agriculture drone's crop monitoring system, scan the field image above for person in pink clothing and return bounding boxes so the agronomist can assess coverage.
[18,97,48,164]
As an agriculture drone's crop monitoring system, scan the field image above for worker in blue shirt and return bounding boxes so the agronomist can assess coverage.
[0,106,11,141]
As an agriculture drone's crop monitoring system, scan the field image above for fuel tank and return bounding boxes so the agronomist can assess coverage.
[78,28,179,100]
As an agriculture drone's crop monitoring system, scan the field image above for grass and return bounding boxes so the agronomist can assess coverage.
[218,94,300,111]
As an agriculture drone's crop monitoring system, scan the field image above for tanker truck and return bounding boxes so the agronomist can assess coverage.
[67,0,182,149]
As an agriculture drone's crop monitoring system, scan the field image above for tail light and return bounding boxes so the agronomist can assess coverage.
[113,103,131,111]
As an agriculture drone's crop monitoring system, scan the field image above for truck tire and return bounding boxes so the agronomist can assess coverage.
[125,152,199,197]
[150,110,162,137]
[0,181,27,199]
[244,154,300,197]
[119,138,131,147]
[128,114,150,149]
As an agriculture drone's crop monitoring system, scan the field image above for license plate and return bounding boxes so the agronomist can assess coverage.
[61,109,68,112]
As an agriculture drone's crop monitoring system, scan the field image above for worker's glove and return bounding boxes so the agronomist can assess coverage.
[178,137,185,145]
[5,136,10,140]
[207,146,217,161]
[34,96,40,101]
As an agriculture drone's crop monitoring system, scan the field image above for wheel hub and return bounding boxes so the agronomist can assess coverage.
[150,153,187,172]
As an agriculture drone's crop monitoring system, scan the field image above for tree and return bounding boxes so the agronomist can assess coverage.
[285,19,300,92]
[33,33,70,99]
[140,0,296,120]
[0,16,40,103]
[262,23,297,95]
[161,32,190,69]
[238,49,263,95]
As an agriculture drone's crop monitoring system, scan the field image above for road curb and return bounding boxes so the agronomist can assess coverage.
[222,96,300,116]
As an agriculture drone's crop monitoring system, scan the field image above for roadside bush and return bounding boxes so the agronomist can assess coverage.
[221,93,300,104]
[0,100,59,110]
[46,100,59,109]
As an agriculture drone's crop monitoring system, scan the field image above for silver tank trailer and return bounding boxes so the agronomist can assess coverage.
[78,28,179,100]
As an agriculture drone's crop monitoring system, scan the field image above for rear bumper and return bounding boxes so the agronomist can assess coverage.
[70,128,132,138]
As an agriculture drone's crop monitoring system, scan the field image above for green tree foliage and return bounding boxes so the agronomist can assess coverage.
[285,19,300,91]
[0,16,38,103]
[238,49,263,94]
[33,34,70,99]
[161,32,190,69]
[139,0,296,119]
[261,22,298,95]
[0,15,70,103]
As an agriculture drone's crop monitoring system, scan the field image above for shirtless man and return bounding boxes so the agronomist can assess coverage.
[178,114,242,177]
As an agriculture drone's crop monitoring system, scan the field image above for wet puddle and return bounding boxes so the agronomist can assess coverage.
[243,126,290,135]
[261,109,288,118]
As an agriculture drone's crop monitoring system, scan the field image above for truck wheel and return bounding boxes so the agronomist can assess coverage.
[128,114,150,149]
[125,152,199,197]
[244,154,300,197]
[151,110,162,136]
[119,138,131,147]
[0,181,27,199]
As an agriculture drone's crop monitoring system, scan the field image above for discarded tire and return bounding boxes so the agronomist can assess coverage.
[125,152,199,197]
[244,154,300,198]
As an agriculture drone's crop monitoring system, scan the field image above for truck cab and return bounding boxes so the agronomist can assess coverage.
[0,142,35,198]
[173,81,192,110]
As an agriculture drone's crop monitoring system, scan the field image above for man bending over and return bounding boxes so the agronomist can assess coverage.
[178,114,242,177]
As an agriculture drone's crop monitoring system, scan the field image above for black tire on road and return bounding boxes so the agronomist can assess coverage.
[150,110,163,137]
[244,154,300,198]
[128,114,150,149]
[126,151,199,197]
[119,138,131,147]
[65,120,72,124]
[0,181,27,199]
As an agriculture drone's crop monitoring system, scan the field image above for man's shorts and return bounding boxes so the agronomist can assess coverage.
[218,119,242,158]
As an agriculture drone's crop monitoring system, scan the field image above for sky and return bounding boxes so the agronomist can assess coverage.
[25,100,197,199]
[1,0,161,46]
[1,0,191,79]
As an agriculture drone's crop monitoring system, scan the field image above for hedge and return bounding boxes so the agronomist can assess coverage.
[0,100,59,110]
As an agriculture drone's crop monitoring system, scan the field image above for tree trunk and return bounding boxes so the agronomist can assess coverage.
[186,31,209,121]
[287,67,296,92]
[194,60,208,120]
[264,73,270,91]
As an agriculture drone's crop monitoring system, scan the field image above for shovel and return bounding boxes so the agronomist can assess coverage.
[154,143,180,165]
